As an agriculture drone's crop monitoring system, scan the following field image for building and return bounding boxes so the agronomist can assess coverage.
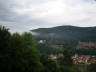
[72,54,96,64]
[38,40,46,44]
[48,54,63,60]
[76,41,96,49]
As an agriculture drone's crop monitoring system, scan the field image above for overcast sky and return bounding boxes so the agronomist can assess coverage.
[0,0,96,32]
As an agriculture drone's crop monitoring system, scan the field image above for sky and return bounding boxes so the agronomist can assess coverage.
[0,0,96,32]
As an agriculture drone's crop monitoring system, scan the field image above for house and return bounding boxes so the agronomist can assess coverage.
[38,40,46,44]
[48,53,63,60]
[72,54,96,64]
[76,41,96,49]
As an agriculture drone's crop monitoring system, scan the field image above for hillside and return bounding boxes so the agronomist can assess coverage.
[31,25,96,41]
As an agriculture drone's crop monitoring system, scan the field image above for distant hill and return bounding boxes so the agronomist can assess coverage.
[31,25,96,41]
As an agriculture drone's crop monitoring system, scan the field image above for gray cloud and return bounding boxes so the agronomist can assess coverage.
[0,0,96,33]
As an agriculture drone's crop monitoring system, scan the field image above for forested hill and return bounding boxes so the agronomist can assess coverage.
[31,25,96,41]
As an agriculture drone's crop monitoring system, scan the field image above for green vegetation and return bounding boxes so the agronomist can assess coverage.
[88,63,96,72]
[37,43,64,54]
[40,50,80,72]
[0,26,80,72]
[32,25,96,41]
[0,26,43,72]
[75,48,96,55]
[58,50,80,72]
[32,25,96,55]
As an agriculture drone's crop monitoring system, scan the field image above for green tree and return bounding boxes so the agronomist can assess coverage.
[0,26,11,72]
[0,26,43,72]
[21,32,43,72]
[58,50,80,72]
[59,50,73,66]
[89,63,96,72]
[40,55,61,72]
[10,32,43,72]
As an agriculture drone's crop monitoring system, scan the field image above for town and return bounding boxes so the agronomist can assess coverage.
[48,54,96,65]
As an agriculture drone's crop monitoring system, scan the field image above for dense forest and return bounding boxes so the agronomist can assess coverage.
[0,26,96,72]
[32,25,96,41]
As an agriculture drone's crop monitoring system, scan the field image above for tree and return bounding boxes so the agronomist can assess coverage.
[0,26,43,72]
[0,26,11,72]
[59,50,73,66]
[10,32,43,72]
[57,50,80,72]
[40,55,61,72]
[89,63,96,72]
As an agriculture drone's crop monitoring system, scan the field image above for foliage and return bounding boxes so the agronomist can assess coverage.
[32,25,96,41]
[37,43,63,54]
[40,55,61,72]
[0,26,11,72]
[88,63,96,72]
[0,26,80,72]
[57,50,80,72]
[0,26,43,72]
[58,50,73,66]
[75,48,96,55]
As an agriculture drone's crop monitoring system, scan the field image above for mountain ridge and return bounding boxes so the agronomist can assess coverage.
[31,25,96,41]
